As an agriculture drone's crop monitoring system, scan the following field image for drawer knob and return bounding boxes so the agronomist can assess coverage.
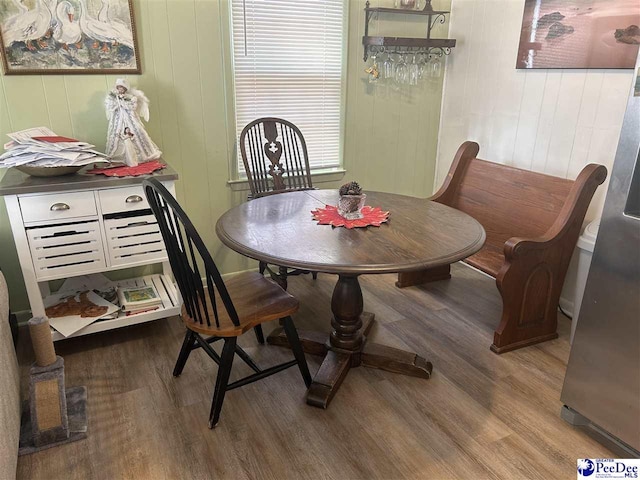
[50,203,70,211]
[125,195,143,203]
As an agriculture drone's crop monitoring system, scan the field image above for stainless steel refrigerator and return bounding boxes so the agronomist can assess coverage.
[560,55,640,455]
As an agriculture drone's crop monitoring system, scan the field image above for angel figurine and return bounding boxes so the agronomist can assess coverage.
[105,79,162,165]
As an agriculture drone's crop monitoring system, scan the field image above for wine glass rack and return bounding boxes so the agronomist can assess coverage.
[363,0,457,61]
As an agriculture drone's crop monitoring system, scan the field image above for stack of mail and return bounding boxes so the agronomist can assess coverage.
[0,127,109,168]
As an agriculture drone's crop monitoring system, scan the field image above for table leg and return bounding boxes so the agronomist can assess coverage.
[267,327,328,356]
[306,350,351,408]
[266,274,432,408]
[267,312,374,355]
[361,343,432,378]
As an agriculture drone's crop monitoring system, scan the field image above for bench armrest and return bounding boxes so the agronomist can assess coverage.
[503,235,559,261]
[430,141,479,205]
[503,163,607,262]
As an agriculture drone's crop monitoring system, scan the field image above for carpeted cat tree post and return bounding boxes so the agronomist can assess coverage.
[19,317,87,455]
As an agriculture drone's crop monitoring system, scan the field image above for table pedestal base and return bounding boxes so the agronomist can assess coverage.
[267,313,433,408]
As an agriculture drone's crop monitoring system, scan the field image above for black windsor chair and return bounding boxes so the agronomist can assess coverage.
[143,178,312,428]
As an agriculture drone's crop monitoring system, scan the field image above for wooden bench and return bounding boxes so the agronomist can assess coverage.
[397,141,607,354]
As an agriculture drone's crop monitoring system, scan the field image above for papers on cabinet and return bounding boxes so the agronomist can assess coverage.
[0,127,109,168]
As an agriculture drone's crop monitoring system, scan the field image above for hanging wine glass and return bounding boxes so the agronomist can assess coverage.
[429,54,442,79]
[382,52,395,84]
[409,53,419,86]
[417,53,427,82]
[395,53,409,85]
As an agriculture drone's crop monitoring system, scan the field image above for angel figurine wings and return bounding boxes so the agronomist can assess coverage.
[105,79,162,166]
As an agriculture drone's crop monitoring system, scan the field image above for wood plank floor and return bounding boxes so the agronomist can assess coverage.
[16,264,615,479]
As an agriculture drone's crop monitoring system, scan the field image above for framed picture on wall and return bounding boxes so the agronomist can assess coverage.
[516,0,640,69]
[0,0,141,75]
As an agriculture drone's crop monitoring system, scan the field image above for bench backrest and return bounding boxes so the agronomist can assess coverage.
[448,158,574,252]
[431,141,588,277]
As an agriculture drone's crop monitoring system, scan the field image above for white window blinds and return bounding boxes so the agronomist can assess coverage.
[231,0,345,172]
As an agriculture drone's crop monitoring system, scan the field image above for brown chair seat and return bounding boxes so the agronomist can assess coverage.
[182,272,299,337]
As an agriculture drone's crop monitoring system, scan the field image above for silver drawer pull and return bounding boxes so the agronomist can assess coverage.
[50,203,70,211]
[125,195,143,203]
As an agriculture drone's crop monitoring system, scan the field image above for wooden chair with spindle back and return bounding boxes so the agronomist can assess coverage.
[239,117,318,289]
[143,178,312,428]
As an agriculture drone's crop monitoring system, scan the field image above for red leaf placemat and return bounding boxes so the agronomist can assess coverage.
[311,205,389,229]
[86,160,166,177]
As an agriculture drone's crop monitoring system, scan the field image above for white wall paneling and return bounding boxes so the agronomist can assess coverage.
[437,0,635,221]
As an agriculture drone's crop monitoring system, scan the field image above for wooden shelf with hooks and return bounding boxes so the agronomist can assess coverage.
[363,37,456,48]
[362,0,456,61]
[364,7,450,16]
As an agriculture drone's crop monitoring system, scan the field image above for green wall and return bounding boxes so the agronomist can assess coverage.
[0,0,447,312]
[345,0,448,196]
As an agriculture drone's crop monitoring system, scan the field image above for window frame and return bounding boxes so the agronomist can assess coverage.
[221,0,349,184]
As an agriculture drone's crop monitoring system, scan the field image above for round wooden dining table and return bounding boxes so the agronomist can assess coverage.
[216,189,485,408]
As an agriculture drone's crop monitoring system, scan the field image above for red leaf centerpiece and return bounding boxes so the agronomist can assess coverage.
[87,160,166,177]
[311,204,389,229]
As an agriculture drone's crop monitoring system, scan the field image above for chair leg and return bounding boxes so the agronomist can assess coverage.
[173,330,196,377]
[312,272,318,280]
[234,344,261,373]
[259,261,267,275]
[209,337,237,428]
[282,317,312,388]
[253,325,265,345]
[277,266,288,290]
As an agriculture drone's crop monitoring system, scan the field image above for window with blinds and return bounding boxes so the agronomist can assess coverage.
[230,0,345,174]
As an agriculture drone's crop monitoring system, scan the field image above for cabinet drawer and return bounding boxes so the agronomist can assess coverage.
[104,213,167,267]
[98,186,152,215]
[26,220,106,281]
[19,191,97,224]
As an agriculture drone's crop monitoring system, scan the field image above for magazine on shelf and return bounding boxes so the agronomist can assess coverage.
[117,285,163,312]
[124,306,161,316]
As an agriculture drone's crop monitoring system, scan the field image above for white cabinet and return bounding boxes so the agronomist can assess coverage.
[1,169,181,341]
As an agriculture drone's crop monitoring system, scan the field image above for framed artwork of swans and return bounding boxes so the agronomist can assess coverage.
[0,0,141,74]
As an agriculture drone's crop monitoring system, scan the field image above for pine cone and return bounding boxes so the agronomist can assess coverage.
[339,181,362,196]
